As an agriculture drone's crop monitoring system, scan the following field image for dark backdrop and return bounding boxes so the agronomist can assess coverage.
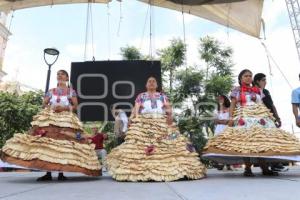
[70,60,161,121]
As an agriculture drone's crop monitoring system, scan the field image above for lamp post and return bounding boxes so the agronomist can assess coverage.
[44,48,59,94]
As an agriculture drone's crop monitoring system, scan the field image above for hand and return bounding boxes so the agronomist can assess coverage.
[275,118,281,128]
[120,132,126,139]
[166,115,173,126]
[296,119,300,128]
[43,105,51,109]
[128,118,133,127]
[227,119,234,127]
[214,119,219,124]
[215,119,228,125]
[54,105,65,113]
[86,138,93,144]
[129,114,138,121]
[103,134,108,140]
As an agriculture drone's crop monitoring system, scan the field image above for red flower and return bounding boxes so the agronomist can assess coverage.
[145,145,155,156]
[260,119,266,126]
[251,94,257,102]
[238,118,245,126]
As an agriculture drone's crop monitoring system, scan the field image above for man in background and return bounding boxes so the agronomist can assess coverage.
[292,73,300,128]
[113,109,128,145]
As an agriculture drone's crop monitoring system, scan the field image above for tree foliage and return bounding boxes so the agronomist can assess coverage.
[158,38,186,95]
[177,117,208,153]
[199,36,234,77]
[0,91,43,148]
[160,36,235,154]
[120,45,143,60]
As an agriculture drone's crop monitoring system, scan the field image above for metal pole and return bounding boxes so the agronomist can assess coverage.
[45,64,52,94]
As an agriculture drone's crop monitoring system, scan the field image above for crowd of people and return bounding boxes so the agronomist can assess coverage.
[1,68,300,181]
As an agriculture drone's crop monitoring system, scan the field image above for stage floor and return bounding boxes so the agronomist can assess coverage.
[0,166,299,200]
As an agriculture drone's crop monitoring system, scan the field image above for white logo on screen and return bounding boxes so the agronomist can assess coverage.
[76,73,135,121]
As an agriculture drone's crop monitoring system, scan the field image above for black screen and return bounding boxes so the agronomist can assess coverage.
[70,60,161,121]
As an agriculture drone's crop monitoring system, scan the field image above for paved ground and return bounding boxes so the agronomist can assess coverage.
[1,167,300,200]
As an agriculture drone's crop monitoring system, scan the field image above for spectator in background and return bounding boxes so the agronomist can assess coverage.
[113,109,128,145]
[90,128,108,172]
[214,95,231,136]
[253,73,281,128]
[214,95,232,171]
[292,73,300,127]
[254,73,287,172]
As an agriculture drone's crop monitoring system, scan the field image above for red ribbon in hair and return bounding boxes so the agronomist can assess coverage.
[240,83,260,105]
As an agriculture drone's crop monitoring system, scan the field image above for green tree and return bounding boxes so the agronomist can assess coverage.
[0,91,43,148]
[172,36,234,154]
[120,45,143,60]
[177,117,208,153]
[173,67,205,116]
[158,38,186,96]
[205,74,233,97]
[174,67,212,153]
[199,36,234,78]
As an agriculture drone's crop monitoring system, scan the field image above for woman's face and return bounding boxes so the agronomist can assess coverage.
[57,71,68,83]
[218,96,224,104]
[146,77,158,91]
[257,77,267,89]
[241,71,252,85]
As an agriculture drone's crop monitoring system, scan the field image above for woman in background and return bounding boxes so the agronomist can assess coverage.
[214,95,232,170]
[214,95,231,136]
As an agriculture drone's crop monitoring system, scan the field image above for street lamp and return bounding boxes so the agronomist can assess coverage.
[44,48,59,93]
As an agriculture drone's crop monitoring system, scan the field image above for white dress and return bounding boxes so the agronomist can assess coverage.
[214,111,230,136]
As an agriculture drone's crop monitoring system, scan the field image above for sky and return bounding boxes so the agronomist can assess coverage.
[2,0,300,134]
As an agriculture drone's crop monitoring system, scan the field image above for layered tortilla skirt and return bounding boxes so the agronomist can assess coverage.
[107,114,206,182]
[1,109,101,176]
[203,104,300,164]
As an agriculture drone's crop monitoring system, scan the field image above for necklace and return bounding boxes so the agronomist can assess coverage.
[54,87,68,103]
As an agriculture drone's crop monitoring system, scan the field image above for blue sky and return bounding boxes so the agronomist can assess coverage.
[2,0,300,133]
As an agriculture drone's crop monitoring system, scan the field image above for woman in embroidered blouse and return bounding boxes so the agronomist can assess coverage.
[203,69,300,177]
[2,70,101,181]
[227,69,263,127]
[43,70,77,113]
[107,76,206,182]
[228,69,276,176]
[131,76,172,124]
[37,70,78,180]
